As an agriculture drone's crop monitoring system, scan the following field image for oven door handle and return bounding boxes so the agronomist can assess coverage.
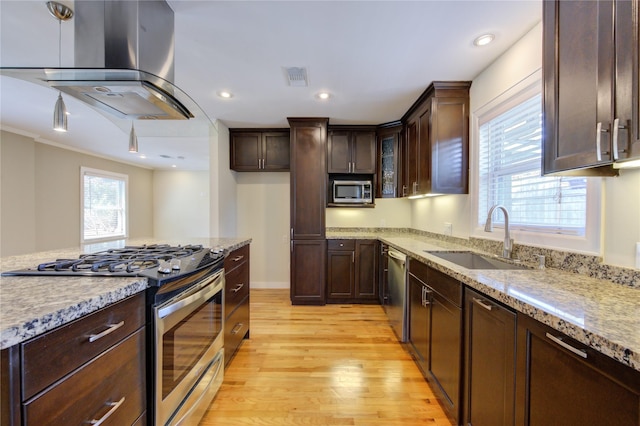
[157,274,222,319]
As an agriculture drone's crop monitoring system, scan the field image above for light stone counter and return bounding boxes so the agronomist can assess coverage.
[0,237,251,350]
[327,230,640,372]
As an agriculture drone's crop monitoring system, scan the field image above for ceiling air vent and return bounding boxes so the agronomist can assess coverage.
[284,67,308,87]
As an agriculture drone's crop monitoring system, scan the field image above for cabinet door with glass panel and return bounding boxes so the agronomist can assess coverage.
[376,123,403,198]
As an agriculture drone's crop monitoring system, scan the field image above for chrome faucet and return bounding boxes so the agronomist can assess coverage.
[484,205,513,259]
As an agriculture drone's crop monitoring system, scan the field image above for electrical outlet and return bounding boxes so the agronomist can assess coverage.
[636,242,640,269]
[444,222,453,236]
[380,219,386,227]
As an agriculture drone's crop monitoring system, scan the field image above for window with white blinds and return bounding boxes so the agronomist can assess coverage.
[477,88,587,236]
[81,167,128,242]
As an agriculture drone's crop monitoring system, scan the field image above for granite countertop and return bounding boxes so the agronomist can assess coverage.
[0,237,252,350]
[327,231,640,372]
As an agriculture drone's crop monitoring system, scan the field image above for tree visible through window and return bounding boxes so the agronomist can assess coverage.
[81,167,128,241]
[477,86,587,236]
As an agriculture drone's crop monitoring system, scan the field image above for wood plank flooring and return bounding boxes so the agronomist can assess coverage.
[200,289,453,426]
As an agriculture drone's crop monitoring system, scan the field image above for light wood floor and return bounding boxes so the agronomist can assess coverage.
[200,289,453,426]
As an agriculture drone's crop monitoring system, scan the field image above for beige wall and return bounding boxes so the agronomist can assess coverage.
[236,172,290,288]
[326,198,411,228]
[153,170,210,239]
[215,121,238,237]
[0,130,154,256]
[603,168,640,268]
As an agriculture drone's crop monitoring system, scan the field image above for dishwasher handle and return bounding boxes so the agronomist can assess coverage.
[388,249,406,263]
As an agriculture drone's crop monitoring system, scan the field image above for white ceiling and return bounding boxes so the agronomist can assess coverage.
[0,0,542,171]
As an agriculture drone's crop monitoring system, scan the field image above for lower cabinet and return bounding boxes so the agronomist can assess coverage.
[407,260,462,425]
[223,244,251,367]
[291,240,327,305]
[378,242,389,305]
[1,293,147,426]
[401,257,640,426]
[408,269,430,370]
[326,239,378,303]
[464,287,516,426]
[516,313,640,426]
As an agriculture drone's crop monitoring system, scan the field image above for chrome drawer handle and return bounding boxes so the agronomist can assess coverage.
[473,297,493,311]
[231,323,244,335]
[545,332,587,359]
[233,255,244,262]
[231,283,244,293]
[87,396,125,425]
[88,321,125,343]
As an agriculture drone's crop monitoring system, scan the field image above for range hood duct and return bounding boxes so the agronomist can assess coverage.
[48,0,194,120]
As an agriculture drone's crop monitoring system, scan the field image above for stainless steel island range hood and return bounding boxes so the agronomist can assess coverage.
[2,0,196,121]
[55,0,193,120]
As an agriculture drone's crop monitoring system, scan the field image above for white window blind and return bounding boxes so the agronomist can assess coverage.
[81,168,128,242]
[477,91,587,236]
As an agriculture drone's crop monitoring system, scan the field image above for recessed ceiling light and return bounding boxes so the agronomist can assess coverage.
[171,164,177,168]
[473,33,495,47]
[316,92,331,100]
[218,91,233,99]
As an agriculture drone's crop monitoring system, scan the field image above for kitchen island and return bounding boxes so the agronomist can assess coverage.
[0,237,251,350]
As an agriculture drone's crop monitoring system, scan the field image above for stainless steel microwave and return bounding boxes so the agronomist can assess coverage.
[332,180,373,204]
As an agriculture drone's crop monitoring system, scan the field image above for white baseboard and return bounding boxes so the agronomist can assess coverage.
[251,281,290,289]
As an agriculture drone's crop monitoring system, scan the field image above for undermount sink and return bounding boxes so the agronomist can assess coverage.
[425,251,527,270]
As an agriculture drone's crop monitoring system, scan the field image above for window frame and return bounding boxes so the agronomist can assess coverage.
[470,70,602,255]
[80,166,129,243]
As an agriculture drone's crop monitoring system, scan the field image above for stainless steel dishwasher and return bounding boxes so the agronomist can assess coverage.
[385,248,408,342]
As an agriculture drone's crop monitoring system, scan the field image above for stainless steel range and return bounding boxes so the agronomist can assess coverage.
[2,243,227,426]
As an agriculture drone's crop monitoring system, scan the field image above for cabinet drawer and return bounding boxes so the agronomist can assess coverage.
[408,257,429,282]
[225,261,249,315]
[428,267,462,307]
[224,245,249,274]
[327,239,355,251]
[408,260,462,307]
[23,328,146,425]
[21,293,145,400]
[224,296,249,367]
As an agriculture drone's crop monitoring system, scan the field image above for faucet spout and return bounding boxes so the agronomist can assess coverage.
[484,204,513,259]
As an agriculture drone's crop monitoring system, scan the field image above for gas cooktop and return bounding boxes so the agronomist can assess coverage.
[1,244,227,286]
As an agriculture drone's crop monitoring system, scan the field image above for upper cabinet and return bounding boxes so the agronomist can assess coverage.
[376,122,403,198]
[543,0,640,175]
[230,129,290,172]
[327,126,377,174]
[402,81,470,196]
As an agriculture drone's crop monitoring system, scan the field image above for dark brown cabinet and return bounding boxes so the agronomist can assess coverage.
[355,239,377,299]
[407,259,463,425]
[376,122,403,198]
[327,239,355,300]
[543,0,640,175]
[230,129,290,171]
[408,267,431,371]
[464,288,516,426]
[515,313,640,425]
[326,239,378,303]
[1,293,146,426]
[616,0,640,163]
[289,118,328,305]
[378,243,389,305]
[223,244,250,367]
[327,127,376,174]
[402,81,470,196]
